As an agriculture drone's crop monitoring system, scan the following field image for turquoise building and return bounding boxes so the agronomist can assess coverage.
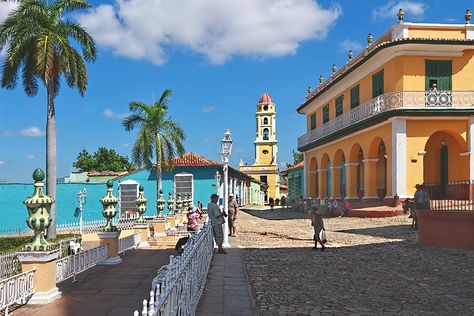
[281,162,304,204]
[0,152,264,232]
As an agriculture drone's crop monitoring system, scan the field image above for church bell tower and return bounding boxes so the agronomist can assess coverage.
[255,92,278,165]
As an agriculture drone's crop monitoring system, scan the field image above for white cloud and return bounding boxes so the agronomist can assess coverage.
[1,130,15,137]
[0,160,4,166]
[77,0,341,65]
[19,127,44,137]
[0,1,19,57]
[103,109,127,119]
[25,155,35,160]
[201,106,216,113]
[121,143,130,148]
[339,39,363,53]
[373,1,426,21]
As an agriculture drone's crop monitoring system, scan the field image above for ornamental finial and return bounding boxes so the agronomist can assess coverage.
[367,33,373,46]
[397,8,405,24]
[465,9,472,24]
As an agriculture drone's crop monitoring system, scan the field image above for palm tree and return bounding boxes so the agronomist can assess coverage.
[123,89,186,200]
[0,0,96,238]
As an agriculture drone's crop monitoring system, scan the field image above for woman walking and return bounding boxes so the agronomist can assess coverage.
[310,205,326,251]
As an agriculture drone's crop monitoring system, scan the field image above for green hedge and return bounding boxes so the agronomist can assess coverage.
[0,234,77,253]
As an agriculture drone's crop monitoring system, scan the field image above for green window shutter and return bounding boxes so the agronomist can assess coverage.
[350,85,360,109]
[372,70,384,98]
[425,60,452,90]
[310,113,316,130]
[323,105,329,123]
[335,96,343,117]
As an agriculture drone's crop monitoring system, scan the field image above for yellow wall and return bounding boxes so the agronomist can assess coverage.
[257,144,274,165]
[408,28,466,40]
[406,119,469,191]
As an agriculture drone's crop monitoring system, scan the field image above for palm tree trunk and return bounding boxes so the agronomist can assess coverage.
[155,142,162,200]
[46,87,57,239]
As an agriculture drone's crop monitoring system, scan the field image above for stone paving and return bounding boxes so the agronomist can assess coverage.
[238,207,474,316]
[16,247,175,316]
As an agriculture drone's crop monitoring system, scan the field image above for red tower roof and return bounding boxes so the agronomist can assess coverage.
[258,92,273,104]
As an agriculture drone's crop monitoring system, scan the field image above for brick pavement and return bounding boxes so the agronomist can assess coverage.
[196,238,258,316]
[16,247,175,316]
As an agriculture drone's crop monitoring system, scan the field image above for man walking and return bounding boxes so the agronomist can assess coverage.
[207,194,227,254]
[228,194,239,237]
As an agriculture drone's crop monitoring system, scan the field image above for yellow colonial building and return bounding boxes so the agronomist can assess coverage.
[240,93,280,202]
[298,10,474,203]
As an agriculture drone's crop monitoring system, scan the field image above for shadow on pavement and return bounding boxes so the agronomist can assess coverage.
[337,224,416,240]
[241,208,308,221]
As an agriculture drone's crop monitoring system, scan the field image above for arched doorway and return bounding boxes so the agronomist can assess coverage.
[349,144,364,198]
[368,138,387,199]
[308,157,318,198]
[334,149,346,198]
[321,154,330,198]
[424,131,469,198]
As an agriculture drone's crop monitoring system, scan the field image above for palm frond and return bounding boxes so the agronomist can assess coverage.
[60,21,96,62]
[157,88,172,109]
[122,113,146,131]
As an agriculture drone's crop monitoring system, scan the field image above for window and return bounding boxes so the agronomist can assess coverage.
[119,180,139,217]
[260,176,268,183]
[263,128,269,140]
[335,96,343,117]
[263,117,269,125]
[263,105,268,111]
[425,60,452,90]
[310,113,316,130]
[262,150,269,154]
[174,172,194,201]
[323,104,329,124]
[350,85,360,109]
[372,70,384,98]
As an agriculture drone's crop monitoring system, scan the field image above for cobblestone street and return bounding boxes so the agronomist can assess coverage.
[238,208,474,316]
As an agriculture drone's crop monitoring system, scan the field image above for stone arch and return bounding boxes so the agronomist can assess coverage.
[423,130,469,198]
[320,153,331,198]
[308,157,318,198]
[349,144,365,198]
[333,149,346,198]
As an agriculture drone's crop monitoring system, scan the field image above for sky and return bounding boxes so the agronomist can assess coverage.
[0,0,472,182]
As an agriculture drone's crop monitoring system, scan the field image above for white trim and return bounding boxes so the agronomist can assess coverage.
[467,24,474,39]
[345,162,359,167]
[469,117,474,181]
[362,158,379,163]
[317,168,328,172]
[402,22,467,28]
[330,166,342,170]
[460,151,470,156]
[391,118,407,198]
[303,152,308,197]
[418,151,427,156]
[174,172,194,202]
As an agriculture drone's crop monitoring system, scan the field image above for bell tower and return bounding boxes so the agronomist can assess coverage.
[255,92,278,165]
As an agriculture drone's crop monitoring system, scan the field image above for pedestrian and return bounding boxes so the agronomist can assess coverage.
[228,194,239,237]
[309,204,326,251]
[420,185,430,210]
[269,197,275,211]
[340,198,351,217]
[328,198,339,215]
[186,205,201,232]
[207,193,227,254]
[281,196,286,209]
[414,184,425,211]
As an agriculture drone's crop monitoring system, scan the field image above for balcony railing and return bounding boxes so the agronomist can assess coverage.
[298,90,474,149]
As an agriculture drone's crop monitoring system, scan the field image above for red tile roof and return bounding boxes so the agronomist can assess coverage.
[259,92,273,104]
[172,152,221,167]
[282,161,304,173]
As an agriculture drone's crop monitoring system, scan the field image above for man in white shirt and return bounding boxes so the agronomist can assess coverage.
[207,194,227,254]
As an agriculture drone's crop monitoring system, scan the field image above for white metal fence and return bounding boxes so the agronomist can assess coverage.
[56,245,108,284]
[298,90,474,148]
[134,224,214,316]
[0,253,21,281]
[56,218,136,235]
[118,234,141,254]
[0,269,35,315]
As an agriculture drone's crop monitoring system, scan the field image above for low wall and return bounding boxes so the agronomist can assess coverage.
[417,210,474,251]
[82,229,136,250]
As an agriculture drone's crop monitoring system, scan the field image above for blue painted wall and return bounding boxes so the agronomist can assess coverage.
[0,166,221,232]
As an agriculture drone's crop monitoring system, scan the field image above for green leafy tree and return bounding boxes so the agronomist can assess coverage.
[0,0,96,238]
[73,147,135,172]
[293,150,304,164]
[122,89,186,199]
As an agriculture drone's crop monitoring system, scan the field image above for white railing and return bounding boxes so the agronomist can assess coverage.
[118,234,141,254]
[134,224,214,316]
[56,245,108,284]
[0,253,21,281]
[298,90,474,149]
[57,218,136,235]
[0,269,35,315]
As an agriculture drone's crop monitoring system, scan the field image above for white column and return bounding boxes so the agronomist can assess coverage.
[303,152,308,197]
[391,118,407,197]
[469,117,474,181]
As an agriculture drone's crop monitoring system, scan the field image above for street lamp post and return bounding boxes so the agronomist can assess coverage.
[221,129,233,248]
[77,188,87,235]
